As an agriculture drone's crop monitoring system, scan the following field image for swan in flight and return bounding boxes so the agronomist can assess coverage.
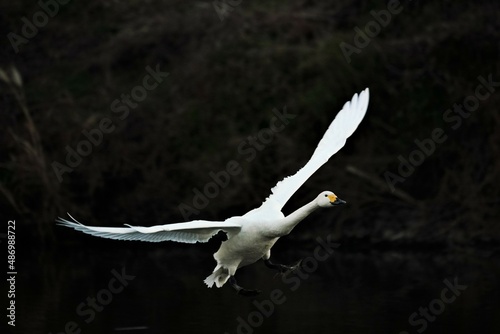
[58,88,369,295]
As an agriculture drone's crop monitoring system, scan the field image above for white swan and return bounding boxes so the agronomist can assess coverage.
[58,88,369,295]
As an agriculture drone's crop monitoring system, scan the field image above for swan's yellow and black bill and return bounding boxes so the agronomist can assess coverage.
[331,197,346,205]
[327,194,346,205]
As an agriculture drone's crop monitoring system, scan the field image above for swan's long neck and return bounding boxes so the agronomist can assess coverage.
[275,200,319,236]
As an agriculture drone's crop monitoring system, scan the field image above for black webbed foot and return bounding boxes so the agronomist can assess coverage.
[264,259,302,275]
[229,276,261,297]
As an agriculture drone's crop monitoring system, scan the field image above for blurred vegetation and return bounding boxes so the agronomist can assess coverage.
[0,0,499,247]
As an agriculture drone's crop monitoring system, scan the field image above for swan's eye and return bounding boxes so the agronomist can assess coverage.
[324,194,328,197]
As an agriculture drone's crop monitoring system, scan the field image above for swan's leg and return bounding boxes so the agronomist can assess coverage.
[264,259,302,273]
[263,250,302,274]
[228,276,261,296]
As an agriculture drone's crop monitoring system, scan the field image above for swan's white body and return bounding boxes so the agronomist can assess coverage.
[58,88,370,289]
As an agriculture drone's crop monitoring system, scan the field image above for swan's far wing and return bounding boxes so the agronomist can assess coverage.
[57,214,242,244]
[261,88,369,211]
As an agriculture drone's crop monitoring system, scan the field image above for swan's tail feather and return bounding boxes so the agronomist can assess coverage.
[204,266,230,288]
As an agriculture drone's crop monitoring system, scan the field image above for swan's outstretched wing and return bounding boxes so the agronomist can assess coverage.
[260,88,369,212]
[57,214,242,244]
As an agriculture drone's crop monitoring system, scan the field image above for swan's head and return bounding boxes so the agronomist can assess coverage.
[317,191,346,208]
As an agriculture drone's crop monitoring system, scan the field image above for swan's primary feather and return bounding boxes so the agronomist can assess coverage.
[57,214,242,244]
[260,88,369,212]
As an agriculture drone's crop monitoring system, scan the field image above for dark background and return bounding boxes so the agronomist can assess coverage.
[1,1,499,334]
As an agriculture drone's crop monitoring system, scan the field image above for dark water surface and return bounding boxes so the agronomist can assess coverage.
[18,241,500,334]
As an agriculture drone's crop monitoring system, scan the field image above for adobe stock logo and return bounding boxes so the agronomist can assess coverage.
[178,106,296,220]
[48,267,136,334]
[51,64,169,183]
[212,0,243,22]
[384,74,498,192]
[7,0,72,54]
[224,235,339,334]
[398,277,467,334]
[339,0,406,64]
